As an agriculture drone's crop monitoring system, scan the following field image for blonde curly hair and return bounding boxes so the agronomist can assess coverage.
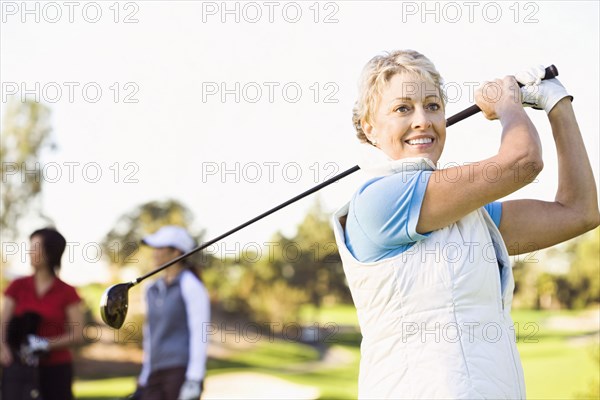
[352,50,446,143]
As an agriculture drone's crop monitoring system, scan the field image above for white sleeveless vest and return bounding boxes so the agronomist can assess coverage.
[333,158,525,399]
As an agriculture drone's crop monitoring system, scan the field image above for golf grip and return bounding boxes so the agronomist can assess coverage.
[445,64,559,127]
[134,64,558,284]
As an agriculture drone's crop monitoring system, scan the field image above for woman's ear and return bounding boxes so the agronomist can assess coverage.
[362,119,378,145]
[362,118,374,139]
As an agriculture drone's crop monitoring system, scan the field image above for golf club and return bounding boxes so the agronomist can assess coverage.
[100,65,559,329]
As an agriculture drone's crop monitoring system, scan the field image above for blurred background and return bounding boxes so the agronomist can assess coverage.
[1,1,598,398]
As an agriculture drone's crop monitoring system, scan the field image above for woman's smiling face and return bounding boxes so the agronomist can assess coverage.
[363,73,446,163]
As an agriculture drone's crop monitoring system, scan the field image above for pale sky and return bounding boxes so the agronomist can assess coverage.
[1,1,599,284]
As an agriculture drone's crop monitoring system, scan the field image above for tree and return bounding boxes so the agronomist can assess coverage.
[280,199,348,307]
[513,228,600,310]
[0,100,54,240]
[202,198,350,328]
[565,228,600,308]
[100,199,205,279]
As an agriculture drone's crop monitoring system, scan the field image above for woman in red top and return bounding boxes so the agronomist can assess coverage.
[1,228,85,400]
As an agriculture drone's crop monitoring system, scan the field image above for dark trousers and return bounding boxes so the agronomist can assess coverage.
[1,362,40,400]
[1,362,72,400]
[141,367,188,400]
[38,363,73,400]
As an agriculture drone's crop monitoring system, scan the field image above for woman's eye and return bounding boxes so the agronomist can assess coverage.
[427,103,441,111]
[395,105,410,113]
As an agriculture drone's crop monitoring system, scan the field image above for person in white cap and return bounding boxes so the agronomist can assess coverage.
[132,225,210,400]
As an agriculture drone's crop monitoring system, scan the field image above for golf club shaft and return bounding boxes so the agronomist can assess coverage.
[133,64,559,285]
[134,164,360,283]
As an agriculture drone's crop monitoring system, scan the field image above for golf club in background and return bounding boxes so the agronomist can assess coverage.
[100,65,559,329]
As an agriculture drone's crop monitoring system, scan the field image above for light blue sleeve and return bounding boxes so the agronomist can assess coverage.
[345,170,433,262]
[483,201,502,228]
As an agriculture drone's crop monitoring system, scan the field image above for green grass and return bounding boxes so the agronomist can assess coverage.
[74,307,599,399]
[520,339,598,399]
[205,333,361,399]
[299,304,359,326]
[207,340,321,371]
[275,347,360,399]
[74,376,137,399]
[511,309,599,399]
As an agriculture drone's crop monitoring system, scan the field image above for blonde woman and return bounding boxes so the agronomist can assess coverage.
[332,50,599,398]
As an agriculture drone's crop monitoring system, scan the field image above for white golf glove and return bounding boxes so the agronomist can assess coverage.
[178,379,202,400]
[515,65,573,114]
[25,334,50,355]
[20,334,50,366]
[515,65,546,86]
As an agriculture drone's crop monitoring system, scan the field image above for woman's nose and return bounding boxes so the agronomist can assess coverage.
[411,106,432,130]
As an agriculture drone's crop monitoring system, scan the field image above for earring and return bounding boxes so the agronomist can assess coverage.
[371,138,378,146]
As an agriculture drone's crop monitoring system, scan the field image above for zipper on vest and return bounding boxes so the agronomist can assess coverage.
[494,265,503,314]
[498,259,506,311]
[504,320,525,399]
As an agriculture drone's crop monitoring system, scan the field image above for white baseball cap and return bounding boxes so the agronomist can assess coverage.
[141,225,195,253]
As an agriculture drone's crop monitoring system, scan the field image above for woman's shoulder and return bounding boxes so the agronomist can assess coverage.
[53,276,76,289]
[180,269,204,286]
[180,269,206,288]
[10,275,33,285]
[53,277,82,301]
[5,275,33,291]
[351,169,432,215]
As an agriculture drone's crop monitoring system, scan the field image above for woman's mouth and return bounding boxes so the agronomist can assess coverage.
[405,137,434,146]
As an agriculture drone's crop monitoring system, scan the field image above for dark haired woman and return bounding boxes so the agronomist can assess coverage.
[1,228,84,400]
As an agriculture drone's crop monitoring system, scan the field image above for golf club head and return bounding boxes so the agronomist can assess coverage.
[100,282,133,329]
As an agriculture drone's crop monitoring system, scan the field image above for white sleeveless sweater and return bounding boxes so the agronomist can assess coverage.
[332,159,525,399]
